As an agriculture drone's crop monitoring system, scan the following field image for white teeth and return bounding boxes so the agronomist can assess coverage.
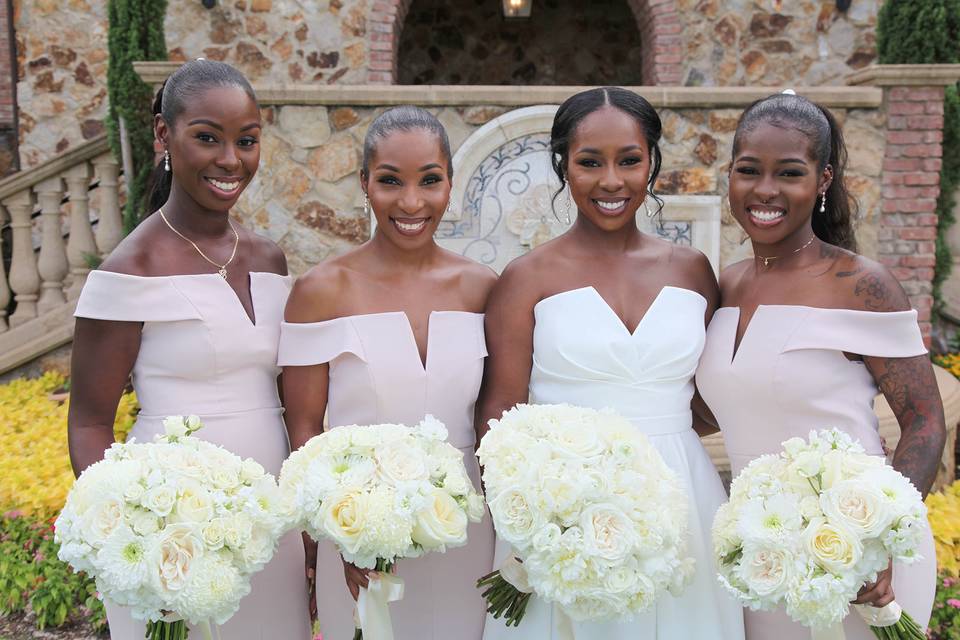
[395,219,427,232]
[208,178,240,192]
[749,208,785,222]
[596,200,625,211]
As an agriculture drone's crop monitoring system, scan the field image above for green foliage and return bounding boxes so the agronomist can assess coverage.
[107,0,168,234]
[930,573,960,640]
[877,0,960,319]
[0,511,105,632]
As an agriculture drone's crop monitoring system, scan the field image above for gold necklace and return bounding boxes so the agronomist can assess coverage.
[755,235,816,268]
[158,207,239,279]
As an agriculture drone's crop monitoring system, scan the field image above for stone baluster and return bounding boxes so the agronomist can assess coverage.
[64,162,96,298]
[0,206,10,333]
[5,189,39,326]
[93,153,123,255]
[34,176,68,313]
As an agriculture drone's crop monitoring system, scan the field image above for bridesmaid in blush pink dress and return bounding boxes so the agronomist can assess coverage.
[280,106,497,640]
[695,92,945,639]
[68,61,309,639]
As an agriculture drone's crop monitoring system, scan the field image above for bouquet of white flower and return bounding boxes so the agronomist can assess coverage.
[278,415,485,640]
[56,416,290,640]
[713,428,928,639]
[476,403,695,626]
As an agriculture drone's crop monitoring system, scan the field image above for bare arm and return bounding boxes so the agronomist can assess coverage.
[475,263,539,444]
[67,318,141,476]
[865,353,946,497]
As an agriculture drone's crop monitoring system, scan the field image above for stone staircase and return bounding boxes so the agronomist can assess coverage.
[0,134,124,374]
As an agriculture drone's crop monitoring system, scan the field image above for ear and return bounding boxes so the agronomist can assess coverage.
[154,114,169,150]
[818,164,834,195]
[358,170,368,196]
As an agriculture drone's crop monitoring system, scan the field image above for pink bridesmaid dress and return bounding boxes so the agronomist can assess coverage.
[74,270,311,640]
[696,305,937,640]
[278,311,495,640]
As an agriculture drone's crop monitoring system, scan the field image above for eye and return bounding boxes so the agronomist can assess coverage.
[779,169,807,178]
[238,137,259,147]
[196,132,217,143]
[377,175,400,186]
[734,166,759,175]
[620,156,643,166]
[421,173,443,185]
[576,158,600,168]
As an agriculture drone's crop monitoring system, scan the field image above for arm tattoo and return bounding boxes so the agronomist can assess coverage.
[868,355,947,497]
[853,273,890,311]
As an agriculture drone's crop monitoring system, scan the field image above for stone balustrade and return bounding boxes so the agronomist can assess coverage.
[0,134,123,373]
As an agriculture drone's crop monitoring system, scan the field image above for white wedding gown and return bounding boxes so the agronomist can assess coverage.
[483,286,745,640]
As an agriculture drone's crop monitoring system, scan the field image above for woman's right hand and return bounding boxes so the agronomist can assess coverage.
[342,556,375,601]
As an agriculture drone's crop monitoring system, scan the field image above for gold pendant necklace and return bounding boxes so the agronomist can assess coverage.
[756,235,816,268]
[159,208,239,279]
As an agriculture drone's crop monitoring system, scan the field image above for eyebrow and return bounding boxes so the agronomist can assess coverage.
[375,163,444,172]
[187,119,261,132]
[737,155,808,164]
[577,145,643,154]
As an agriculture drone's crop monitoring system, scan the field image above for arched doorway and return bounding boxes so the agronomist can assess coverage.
[365,0,684,85]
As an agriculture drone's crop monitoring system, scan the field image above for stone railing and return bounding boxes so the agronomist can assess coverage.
[0,134,124,373]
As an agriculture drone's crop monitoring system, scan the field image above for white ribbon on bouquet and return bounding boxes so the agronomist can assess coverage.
[356,572,405,640]
[810,602,903,640]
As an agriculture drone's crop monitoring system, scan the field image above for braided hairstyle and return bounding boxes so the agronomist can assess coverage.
[145,60,258,214]
[732,93,858,251]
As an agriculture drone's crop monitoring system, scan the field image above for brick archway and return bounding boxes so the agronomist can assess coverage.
[366,0,684,85]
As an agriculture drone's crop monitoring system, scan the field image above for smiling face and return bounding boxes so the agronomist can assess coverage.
[565,106,651,232]
[729,121,832,249]
[156,85,261,213]
[363,128,451,250]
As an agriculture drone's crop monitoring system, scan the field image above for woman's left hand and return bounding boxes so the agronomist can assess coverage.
[851,560,894,608]
[302,532,318,621]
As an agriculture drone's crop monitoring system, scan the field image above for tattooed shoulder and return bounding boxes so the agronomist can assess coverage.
[846,259,910,312]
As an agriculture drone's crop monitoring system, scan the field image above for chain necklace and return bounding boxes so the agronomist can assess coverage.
[755,234,816,268]
[158,207,239,279]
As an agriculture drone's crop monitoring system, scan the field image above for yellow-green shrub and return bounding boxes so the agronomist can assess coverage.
[0,372,138,517]
[928,480,960,575]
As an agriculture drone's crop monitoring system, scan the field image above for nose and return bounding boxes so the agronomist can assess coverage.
[397,185,423,214]
[754,172,779,201]
[216,143,241,171]
[599,163,624,191]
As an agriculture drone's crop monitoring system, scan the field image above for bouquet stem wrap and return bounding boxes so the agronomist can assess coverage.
[810,603,924,640]
[354,562,404,640]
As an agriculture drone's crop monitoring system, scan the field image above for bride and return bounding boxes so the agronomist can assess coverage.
[477,87,744,640]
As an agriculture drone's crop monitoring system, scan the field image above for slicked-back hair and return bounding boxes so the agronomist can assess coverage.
[361,106,453,179]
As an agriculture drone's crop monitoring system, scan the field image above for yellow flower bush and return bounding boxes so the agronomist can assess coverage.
[934,353,960,380]
[927,480,960,576]
[0,372,138,518]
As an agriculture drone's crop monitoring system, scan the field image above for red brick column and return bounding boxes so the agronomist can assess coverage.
[879,85,944,343]
[0,0,17,175]
[366,0,410,84]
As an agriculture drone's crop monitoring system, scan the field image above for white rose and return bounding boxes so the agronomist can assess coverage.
[123,481,146,504]
[488,489,540,548]
[548,425,605,459]
[412,489,468,549]
[735,544,796,598]
[376,440,428,484]
[603,558,641,594]
[185,415,202,432]
[162,416,188,440]
[465,493,486,522]
[155,523,204,592]
[441,466,470,496]
[143,485,177,517]
[171,483,214,524]
[820,481,892,539]
[580,504,635,563]
[803,517,862,574]
[240,459,265,483]
[81,497,125,546]
[200,519,226,550]
[321,490,367,554]
[223,514,253,550]
[129,508,162,536]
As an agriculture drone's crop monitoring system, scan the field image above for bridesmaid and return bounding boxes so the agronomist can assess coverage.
[280,106,497,639]
[478,87,744,640]
[696,92,945,639]
[67,60,310,639]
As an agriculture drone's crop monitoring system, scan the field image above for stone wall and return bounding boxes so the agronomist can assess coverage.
[230,100,885,276]
[396,0,645,85]
[679,0,878,87]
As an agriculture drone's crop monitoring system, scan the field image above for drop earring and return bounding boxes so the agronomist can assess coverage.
[164,150,170,172]
[561,189,572,225]
[363,193,370,217]
[820,193,826,214]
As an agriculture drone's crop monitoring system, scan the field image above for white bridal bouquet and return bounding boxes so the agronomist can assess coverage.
[56,416,289,640]
[278,416,485,640]
[713,428,928,639]
[476,403,695,626]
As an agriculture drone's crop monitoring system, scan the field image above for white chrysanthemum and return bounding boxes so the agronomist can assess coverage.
[94,524,155,593]
[174,554,250,625]
[736,493,803,544]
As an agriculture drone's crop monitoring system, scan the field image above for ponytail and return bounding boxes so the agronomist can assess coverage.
[733,93,858,252]
[144,79,172,215]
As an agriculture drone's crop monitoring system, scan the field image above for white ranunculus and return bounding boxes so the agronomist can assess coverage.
[129,508,162,536]
[411,488,468,549]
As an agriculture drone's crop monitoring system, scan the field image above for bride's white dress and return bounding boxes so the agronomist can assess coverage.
[483,286,745,640]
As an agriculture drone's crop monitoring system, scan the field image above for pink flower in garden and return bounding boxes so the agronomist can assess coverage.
[33,550,45,563]
[947,598,960,609]
[3,509,23,519]
[945,577,958,588]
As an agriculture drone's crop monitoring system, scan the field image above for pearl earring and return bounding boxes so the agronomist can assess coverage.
[820,193,826,214]
[164,150,170,172]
